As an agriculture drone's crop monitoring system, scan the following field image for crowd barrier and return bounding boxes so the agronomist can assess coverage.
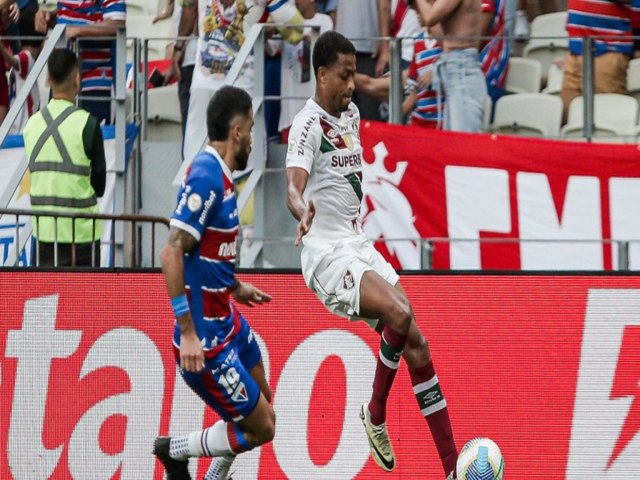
[2,271,639,479]
[0,125,139,267]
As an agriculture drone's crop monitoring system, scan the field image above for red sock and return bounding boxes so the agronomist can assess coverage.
[410,360,457,475]
[369,326,407,425]
[226,422,251,454]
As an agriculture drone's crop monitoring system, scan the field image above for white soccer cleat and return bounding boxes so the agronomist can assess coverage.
[205,454,235,480]
[359,402,396,472]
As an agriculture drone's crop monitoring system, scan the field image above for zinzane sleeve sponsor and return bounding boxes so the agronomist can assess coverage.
[170,163,220,242]
[286,113,320,174]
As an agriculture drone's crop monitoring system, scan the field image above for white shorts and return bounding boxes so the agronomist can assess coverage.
[302,235,400,327]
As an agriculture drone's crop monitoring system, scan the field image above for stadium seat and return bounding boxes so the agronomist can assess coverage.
[627,58,640,104]
[541,63,563,95]
[505,57,542,94]
[146,84,183,142]
[147,84,181,123]
[492,93,563,138]
[523,12,569,76]
[483,95,492,132]
[560,94,639,142]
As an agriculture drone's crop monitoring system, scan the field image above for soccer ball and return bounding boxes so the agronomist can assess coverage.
[456,437,504,480]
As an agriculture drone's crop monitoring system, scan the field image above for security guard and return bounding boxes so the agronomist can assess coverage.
[23,48,106,266]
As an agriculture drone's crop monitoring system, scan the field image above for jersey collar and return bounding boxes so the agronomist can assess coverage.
[308,97,342,122]
[204,145,233,182]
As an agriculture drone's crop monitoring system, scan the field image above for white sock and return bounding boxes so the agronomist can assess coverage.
[204,454,236,480]
[169,420,234,460]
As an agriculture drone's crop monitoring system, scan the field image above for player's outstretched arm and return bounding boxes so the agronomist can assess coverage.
[160,227,204,372]
[286,167,315,246]
[231,278,272,307]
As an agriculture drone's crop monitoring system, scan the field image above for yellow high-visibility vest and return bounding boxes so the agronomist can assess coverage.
[23,98,101,243]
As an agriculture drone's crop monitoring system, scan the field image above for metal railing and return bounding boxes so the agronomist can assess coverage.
[426,237,637,271]
[241,235,640,271]
[0,208,169,268]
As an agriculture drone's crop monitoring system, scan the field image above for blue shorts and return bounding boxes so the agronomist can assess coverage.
[179,315,263,422]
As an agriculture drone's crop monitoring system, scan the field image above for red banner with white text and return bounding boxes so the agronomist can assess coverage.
[1,271,640,479]
[359,122,640,271]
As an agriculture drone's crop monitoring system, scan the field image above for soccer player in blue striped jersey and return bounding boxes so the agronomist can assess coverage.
[156,86,273,480]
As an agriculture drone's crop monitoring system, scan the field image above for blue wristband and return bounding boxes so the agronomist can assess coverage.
[171,293,190,317]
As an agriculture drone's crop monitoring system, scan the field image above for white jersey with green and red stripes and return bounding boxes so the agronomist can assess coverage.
[286,98,364,245]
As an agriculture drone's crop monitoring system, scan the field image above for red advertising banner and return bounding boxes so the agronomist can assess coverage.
[359,122,640,271]
[1,271,640,479]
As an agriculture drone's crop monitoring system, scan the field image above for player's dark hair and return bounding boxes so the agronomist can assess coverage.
[48,48,78,86]
[19,11,45,48]
[206,86,253,141]
[312,30,356,77]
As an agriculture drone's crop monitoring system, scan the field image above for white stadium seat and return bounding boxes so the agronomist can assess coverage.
[493,93,563,138]
[541,63,563,95]
[561,94,639,142]
[505,57,542,94]
[523,12,569,76]
[146,84,183,142]
[626,58,640,104]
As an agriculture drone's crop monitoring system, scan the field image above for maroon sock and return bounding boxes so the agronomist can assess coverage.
[368,326,407,425]
[410,360,458,475]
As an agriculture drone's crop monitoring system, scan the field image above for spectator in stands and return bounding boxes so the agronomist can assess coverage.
[354,6,443,128]
[404,23,444,127]
[4,0,38,55]
[0,11,44,134]
[388,0,422,69]
[315,0,337,24]
[175,0,305,163]
[277,0,333,140]
[372,0,422,121]
[480,0,510,114]
[414,0,488,132]
[0,0,20,125]
[34,0,126,125]
[164,1,197,142]
[335,0,390,120]
[23,48,106,267]
[560,0,640,121]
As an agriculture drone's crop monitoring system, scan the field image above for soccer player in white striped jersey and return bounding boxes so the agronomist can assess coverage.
[286,30,458,479]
